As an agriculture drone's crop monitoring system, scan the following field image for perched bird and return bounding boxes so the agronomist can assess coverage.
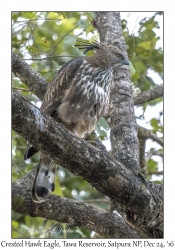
[24,40,129,202]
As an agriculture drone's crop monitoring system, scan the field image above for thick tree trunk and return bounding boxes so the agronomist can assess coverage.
[95,12,140,173]
[95,13,163,238]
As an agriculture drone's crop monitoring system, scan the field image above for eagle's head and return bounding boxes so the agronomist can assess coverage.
[75,40,129,69]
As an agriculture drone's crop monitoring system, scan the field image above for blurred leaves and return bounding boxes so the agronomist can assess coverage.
[96,117,109,141]
[123,12,163,93]
[129,61,136,77]
[122,13,163,185]
[150,118,163,133]
[147,159,158,172]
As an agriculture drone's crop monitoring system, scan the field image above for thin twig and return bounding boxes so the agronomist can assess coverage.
[145,148,163,161]
[138,126,163,146]
[23,55,77,61]
[12,87,30,91]
[84,198,110,203]
[147,171,163,175]
[52,24,78,53]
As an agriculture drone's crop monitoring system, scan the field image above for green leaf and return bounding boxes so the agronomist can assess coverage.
[12,220,19,229]
[47,12,59,19]
[53,177,63,196]
[129,61,136,77]
[140,17,159,30]
[75,227,87,238]
[19,12,36,19]
[147,159,158,172]
[85,24,95,35]
[97,117,109,130]
[150,118,163,132]
[138,41,151,50]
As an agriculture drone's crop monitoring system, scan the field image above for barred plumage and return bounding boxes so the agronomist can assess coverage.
[24,40,129,202]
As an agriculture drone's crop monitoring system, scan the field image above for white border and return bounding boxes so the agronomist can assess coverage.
[1,0,174,247]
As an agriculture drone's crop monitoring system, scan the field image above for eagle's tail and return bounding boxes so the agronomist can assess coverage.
[24,145,39,160]
[32,154,56,203]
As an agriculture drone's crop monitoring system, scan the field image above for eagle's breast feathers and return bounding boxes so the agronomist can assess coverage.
[41,58,112,138]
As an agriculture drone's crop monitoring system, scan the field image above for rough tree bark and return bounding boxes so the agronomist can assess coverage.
[96,12,139,173]
[13,168,139,239]
[95,13,163,238]
[12,52,48,100]
[12,12,163,238]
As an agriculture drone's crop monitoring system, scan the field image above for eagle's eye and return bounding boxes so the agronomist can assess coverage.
[116,54,120,58]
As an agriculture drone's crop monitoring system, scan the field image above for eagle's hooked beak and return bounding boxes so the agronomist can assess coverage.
[113,58,129,69]
[122,59,130,66]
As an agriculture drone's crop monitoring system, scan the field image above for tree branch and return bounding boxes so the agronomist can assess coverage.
[12,51,48,100]
[12,168,139,239]
[147,171,163,176]
[12,89,163,238]
[138,126,163,147]
[23,55,77,61]
[134,86,163,105]
[145,148,163,162]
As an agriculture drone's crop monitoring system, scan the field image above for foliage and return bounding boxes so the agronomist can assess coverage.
[12,11,163,238]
